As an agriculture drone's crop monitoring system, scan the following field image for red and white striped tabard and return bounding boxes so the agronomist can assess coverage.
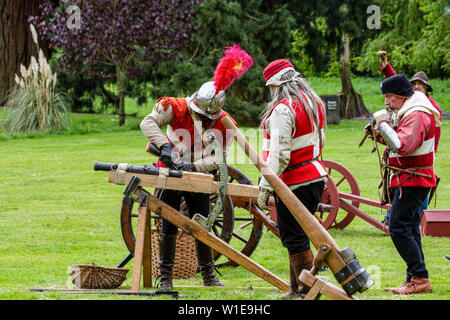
[388,111,436,188]
[262,94,327,186]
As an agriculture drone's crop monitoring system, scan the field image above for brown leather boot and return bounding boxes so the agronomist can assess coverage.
[156,233,177,292]
[195,240,224,287]
[281,250,313,299]
[391,277,432,295]
[281,263,299,299]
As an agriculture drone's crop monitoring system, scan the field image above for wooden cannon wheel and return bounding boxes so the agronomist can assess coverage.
[119,166,265,268]
[322,160,360,229]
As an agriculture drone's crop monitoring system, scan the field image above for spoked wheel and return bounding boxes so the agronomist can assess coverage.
[119,166,265,268]
[322,160,360,229]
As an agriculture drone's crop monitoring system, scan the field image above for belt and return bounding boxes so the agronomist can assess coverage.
[283,157,319,173]
[388,165,433,178]
[388,165,433,199]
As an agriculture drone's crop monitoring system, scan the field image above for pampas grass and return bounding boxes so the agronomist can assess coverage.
[3,24,71,133]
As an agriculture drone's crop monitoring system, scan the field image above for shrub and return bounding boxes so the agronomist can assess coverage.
[2,24,71,134]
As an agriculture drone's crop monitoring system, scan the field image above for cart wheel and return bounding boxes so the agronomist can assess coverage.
[322,160,360,229]
[119,166,264,268]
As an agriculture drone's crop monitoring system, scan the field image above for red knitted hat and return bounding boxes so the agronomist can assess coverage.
[263,59,294,83]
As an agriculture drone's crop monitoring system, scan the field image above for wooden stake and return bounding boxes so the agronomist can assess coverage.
[131,191,151,292]
[147,193,290,292]
[143,207,152,288]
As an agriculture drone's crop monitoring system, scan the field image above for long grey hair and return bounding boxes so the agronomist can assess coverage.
[260,70,326,144]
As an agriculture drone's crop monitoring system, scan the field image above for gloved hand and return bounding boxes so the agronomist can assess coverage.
[159,143,175,168]
[146,142,162,156]
[175,162,196,172]
[364,122,373,136]
[373,109,390,126]
[378,50,387,67]
[257,188,271,211]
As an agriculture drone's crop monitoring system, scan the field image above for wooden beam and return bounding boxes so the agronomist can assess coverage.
[300,270,356,300]
[339,191,390,210]
[143,207,152,288]
[339,199,390,235]
[30,288,179,297]
[108,170,259,198]
[146,194,290,292]
[131,194,151,292]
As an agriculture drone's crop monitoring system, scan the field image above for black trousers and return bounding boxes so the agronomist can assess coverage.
[389,186,430,281]
[274,181,325,255]
[159,189,210,235]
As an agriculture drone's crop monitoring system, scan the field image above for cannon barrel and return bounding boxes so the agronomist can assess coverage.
[94,161,183,178]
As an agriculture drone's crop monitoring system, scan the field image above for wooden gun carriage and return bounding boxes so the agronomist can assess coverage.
[111,158,390,272]
[93,121,383,299]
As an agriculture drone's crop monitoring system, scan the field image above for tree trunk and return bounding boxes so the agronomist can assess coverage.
[0,0,48,106]
[116,64,126,126]
[339,33,369,119]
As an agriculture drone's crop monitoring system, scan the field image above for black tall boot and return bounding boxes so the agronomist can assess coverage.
[195,240,224,287]
[156,233,177,292]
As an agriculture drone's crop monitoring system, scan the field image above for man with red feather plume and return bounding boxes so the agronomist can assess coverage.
[140,44,253,292]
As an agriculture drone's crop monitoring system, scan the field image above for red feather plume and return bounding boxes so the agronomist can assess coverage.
[213,44,253,94]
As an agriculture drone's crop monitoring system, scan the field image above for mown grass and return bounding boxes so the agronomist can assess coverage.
[0,108,448,300]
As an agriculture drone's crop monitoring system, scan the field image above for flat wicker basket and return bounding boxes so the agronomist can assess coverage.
[70,263,129,289]
[151,227,198,279]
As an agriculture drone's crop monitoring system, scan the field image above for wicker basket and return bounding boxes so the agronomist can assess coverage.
[151,227,198,279]
[70,263,129,289]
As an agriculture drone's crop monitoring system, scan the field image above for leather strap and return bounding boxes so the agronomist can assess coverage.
[283,157,319,173]
[115,163,128,185]
[158,167,170,188]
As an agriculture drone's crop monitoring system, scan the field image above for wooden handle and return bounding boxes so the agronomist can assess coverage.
[222,117,348,275]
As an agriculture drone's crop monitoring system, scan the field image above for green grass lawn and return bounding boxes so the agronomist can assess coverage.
[0,110,448,300]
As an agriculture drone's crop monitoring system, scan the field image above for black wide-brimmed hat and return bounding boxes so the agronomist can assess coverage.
[381,74,414,98]
[410,71,433,92]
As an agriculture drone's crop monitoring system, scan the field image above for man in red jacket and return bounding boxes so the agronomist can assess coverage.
[378,51,442,223]
[374,74,440,294]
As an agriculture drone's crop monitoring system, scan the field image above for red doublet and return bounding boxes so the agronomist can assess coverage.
[155,97,237,167]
